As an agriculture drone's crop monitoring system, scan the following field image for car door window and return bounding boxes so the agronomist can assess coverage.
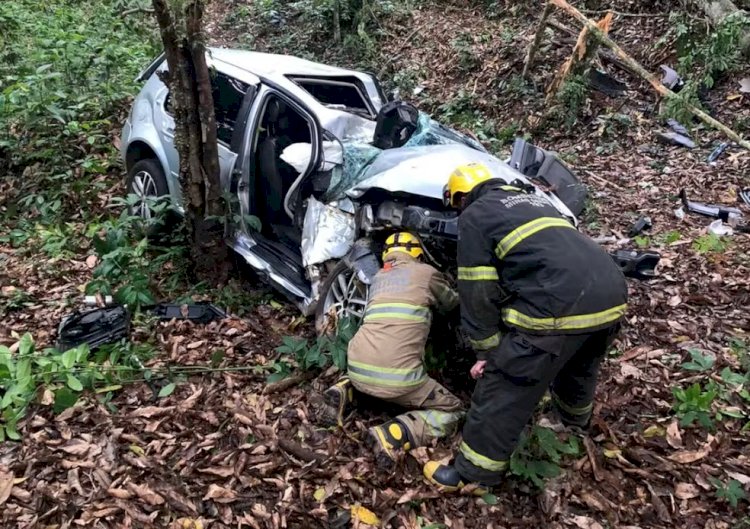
[162,72,250,145]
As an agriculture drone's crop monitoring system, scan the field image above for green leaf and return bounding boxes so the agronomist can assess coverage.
[18,333,34,356]
[66,374,83,391]
[481,493,498,505]
[61,348,77,369]
[211,350,225,367]
[15,358,31,387]
[266,372,288,383]
[721,367,747,386]
[158,383,176,398]
[53,387,79,413]
[5,421,20,441]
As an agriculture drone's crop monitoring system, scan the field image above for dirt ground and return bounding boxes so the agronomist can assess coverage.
[1,0,749,528]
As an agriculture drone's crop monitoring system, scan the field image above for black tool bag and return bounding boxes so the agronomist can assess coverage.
[372,100,419,150]
[56,305,131,352]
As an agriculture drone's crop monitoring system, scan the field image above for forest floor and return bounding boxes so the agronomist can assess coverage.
[1,0,749,528]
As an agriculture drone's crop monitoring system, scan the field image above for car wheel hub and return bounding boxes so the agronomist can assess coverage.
[131,170,158,219]
[325,267,368,325]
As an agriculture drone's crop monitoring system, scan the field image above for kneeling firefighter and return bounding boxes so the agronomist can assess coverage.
[320,232,464,469]
[424,163,628,492]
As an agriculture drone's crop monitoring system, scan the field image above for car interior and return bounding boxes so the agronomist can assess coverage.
[252,94,313,246]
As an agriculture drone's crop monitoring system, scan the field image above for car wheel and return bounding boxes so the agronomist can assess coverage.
[315,261,369,336]
[126,158,174,234]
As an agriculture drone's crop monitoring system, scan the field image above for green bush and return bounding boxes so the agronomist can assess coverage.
[0,0,158,220]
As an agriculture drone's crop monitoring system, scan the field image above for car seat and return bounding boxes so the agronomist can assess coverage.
[258,99,287,227]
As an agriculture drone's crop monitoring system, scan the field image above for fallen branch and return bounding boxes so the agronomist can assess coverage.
[550,0,750,151]
[278,439,326,462]
[522,2,555,79]
[263,372,312,395]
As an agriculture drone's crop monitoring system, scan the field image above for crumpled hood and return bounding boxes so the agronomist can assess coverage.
[344,144,576,222]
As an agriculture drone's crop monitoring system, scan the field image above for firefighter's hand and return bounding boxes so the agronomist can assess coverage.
[470,360,487,379]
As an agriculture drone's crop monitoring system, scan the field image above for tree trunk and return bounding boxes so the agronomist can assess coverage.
[522,1,554,79]
[546,12,612,104]
[151,0,230,283]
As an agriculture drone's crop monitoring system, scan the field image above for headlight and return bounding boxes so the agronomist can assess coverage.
[357,204,375,232]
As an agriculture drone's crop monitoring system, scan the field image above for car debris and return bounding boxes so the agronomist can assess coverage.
[707,142,731,165]
[628,216,652,237]
[587,69,627,97]
[739,188,750,207]
[149,302,227,324]
[666,119,690,137]
[56,305,131,352]
[680,189,743,221]
[56,302,227,352]
[656,131,696,149]
[609,250,661,280]
[660,65,684,92]
[708,219,734,236]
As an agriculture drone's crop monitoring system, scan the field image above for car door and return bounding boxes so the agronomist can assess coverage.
[152,68,257,206]
[234,82,323,233]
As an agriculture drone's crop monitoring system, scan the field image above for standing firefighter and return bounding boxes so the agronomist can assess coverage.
[423,163,628,492]
[320,232,464,469]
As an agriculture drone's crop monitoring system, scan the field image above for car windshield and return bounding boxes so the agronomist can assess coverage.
[323,112,486,201]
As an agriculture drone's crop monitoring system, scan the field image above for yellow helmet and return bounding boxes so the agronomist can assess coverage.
[443,163,496,208]
[383,232,424,261]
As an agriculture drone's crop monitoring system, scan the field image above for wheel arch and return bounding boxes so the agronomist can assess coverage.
[124,139,177,200]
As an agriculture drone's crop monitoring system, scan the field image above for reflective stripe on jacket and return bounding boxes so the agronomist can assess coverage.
[347,253,457,391]
[457,181,628,359]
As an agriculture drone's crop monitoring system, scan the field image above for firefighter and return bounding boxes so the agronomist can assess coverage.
[319,232,464,469]
[423,163,628,492]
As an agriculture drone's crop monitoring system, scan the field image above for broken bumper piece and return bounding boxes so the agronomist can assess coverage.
[149,302,227,324]
[610,250,661,280]
[56,306,131,352]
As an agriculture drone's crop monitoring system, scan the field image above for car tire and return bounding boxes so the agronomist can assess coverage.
[314,260,369,336]
[125,158,177,237]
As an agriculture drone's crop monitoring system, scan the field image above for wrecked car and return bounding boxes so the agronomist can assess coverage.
[121,49,585,332]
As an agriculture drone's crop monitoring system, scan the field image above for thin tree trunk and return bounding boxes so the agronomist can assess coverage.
[522,2,554,79]
[152,0,230,282]
[549,0,750,151]
[333,0,342,44]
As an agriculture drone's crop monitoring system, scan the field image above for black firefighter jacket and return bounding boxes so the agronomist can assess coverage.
[457,181,628,360]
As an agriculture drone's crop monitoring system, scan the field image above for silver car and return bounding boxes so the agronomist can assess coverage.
[121,49,581,330]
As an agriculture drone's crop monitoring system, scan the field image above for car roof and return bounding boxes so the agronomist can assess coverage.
[208,48,362,81]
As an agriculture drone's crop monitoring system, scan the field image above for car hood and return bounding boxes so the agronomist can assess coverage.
[343,144,577,222]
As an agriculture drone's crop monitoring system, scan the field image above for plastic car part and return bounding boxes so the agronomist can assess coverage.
[609,250,661,280]
[657,131,696,149]
[56,306,131,352]
[628,216,652,237]
[373,101,419,150]
[149,302,227,324]
[343,238,381,285]
[739,188,750,207]
[587,69,627,96]
[660,65,684,92]
[707,142,731,165]
[680,189,742,221]
[509,138,588,217]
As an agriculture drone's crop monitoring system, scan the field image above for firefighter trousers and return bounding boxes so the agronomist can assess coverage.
[455,324,621,485]
[351,377,465,446]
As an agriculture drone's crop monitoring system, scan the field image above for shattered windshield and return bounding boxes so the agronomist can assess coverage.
[323,112,486,201]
